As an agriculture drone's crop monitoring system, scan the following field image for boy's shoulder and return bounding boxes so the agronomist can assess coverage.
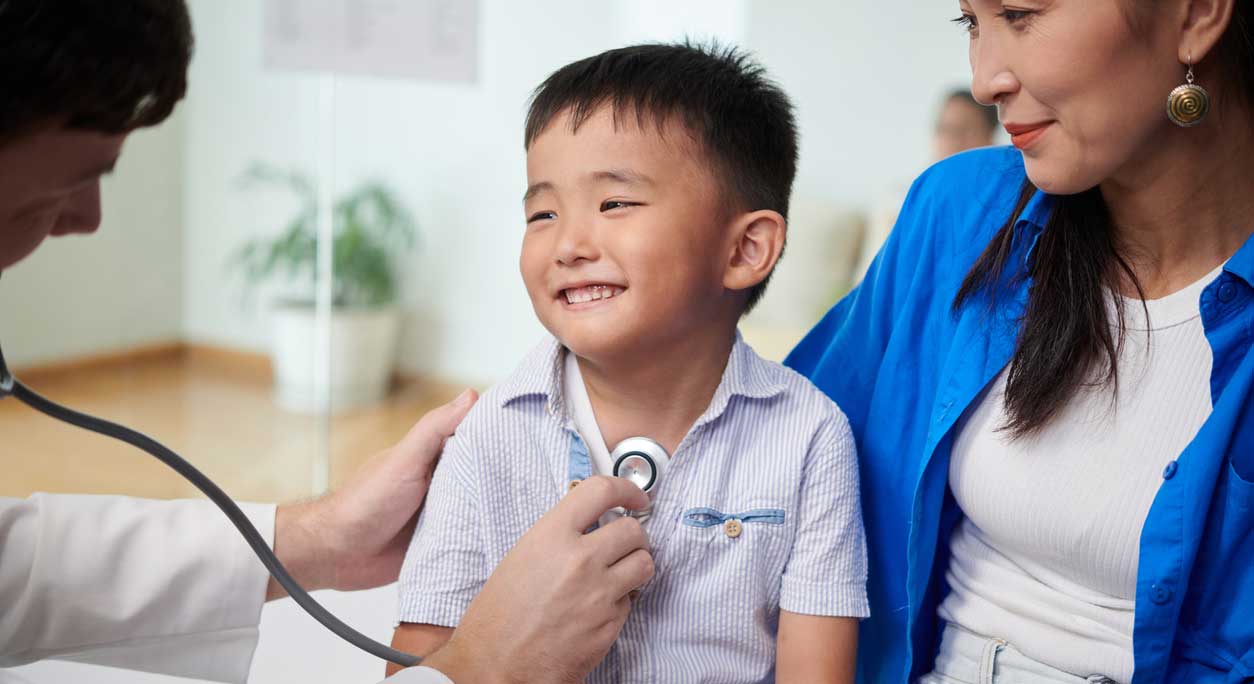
[732,335,853,442]
[453,336,564,438]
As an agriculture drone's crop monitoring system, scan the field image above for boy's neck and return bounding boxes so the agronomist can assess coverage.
[575,324,737,456]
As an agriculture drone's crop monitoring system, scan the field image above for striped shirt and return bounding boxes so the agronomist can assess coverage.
[397,333,869,683]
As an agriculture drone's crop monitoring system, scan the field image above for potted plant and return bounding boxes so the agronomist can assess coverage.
[229,163,417,413]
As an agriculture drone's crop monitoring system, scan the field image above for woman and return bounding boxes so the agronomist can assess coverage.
[789,1,1254,683]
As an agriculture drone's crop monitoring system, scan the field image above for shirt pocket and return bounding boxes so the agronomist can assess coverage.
[668,504,793,603]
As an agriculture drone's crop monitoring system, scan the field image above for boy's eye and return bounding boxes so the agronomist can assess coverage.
[600,200,638,212]
[527,211,556,223]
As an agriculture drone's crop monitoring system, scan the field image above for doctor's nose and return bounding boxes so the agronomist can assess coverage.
[55,182,104,236]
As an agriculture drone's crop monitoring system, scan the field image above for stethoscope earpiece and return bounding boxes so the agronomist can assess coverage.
[611,436,670,495]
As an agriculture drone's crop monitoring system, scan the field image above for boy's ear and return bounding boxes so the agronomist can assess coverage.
[723,209,786,294]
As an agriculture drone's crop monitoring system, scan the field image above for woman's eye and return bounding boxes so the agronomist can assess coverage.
[951,13,977,34]
[997,8,1034,27]
[600,200,637,212]
[526,211,556,223]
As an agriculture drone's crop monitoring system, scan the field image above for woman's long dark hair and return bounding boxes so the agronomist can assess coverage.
[953,3,1254,438]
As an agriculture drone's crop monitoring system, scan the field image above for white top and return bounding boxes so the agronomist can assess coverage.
[939,264,1222,683]
[0,493,450,684]
[563,349,616,477]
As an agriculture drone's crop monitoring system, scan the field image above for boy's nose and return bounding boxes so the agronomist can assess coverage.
[554,221,599,265]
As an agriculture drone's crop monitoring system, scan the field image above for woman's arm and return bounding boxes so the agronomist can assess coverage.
[776,612,859,683]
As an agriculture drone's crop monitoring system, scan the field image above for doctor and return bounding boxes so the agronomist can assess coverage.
[0,1,654,683]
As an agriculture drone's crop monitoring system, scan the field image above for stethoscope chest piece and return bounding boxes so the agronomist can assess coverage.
[611,436,670,495]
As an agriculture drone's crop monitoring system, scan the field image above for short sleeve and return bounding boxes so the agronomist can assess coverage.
[778,415,870,618]
[396,433,486,627]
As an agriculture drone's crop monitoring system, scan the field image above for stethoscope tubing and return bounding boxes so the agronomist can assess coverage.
[0,341,422,668]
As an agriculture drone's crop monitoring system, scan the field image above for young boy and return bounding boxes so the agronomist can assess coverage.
[390,43,868,682]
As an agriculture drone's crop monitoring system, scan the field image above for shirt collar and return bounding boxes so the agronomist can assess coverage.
[496,332,787,422]
[1224,230,1254,288]
[1014,187,1056,266]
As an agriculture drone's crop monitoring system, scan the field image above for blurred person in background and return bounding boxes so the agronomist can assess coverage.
[854,88,998,281]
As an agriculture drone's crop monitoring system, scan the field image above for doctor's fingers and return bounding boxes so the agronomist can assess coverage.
[553,476,649,535]
[593,595,635,648]
[395,388,478,459]
[605,547,655,600]
[584,513,649,566]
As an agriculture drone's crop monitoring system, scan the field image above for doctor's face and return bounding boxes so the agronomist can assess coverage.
[521,106,735,363]
[960,0,1181,194]
[0,124,126,270]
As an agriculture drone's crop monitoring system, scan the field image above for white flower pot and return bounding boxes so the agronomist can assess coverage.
[270,304,401,414]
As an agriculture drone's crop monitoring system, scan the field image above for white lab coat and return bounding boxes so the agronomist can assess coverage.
[0,494,449,683]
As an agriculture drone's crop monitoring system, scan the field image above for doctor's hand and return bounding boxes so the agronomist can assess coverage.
[266,389,478,600]
[422,476,655,684]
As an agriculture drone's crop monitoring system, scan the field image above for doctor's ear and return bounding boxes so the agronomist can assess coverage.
[722,209,786,294]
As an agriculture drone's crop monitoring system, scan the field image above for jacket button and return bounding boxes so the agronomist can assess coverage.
[724,519,743,539]
[1149,583,1173,605]
[1218,282,1237,303]
[1162,461,1178,480]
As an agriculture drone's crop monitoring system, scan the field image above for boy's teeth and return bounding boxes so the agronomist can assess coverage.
[564,285,624,304]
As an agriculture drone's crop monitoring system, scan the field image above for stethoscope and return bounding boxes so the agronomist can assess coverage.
[0,336,672,669]
[610,436,671,510]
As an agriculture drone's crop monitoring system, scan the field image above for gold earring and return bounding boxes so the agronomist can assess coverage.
[1167,55,1210,127]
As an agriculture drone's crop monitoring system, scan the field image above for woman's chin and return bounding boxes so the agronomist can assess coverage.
[1023,159,1101,197]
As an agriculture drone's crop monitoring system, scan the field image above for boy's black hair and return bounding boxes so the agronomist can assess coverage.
[0,0,193,140]
[524,41,798,314]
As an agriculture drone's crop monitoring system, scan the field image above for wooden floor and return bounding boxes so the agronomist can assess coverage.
[0,348,463,504]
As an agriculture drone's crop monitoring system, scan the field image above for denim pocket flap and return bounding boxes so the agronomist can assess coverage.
[682,507,786,528]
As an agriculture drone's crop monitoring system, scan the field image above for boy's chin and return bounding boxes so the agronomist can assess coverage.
[555,327,649,364]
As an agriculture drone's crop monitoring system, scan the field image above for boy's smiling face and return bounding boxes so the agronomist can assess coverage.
[522,106,737,362]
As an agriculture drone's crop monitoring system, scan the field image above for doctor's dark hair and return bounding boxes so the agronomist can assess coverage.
[0,0,193,141]
[524,42,798,314]
[953,1,1254,438]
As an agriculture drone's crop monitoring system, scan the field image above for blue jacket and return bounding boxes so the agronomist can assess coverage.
[786,146,1254,684]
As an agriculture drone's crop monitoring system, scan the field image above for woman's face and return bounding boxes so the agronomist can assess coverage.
[958,0,1182,195]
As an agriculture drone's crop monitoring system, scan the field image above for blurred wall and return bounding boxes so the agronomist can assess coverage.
[180,0,971,386]
[1,1,973,385]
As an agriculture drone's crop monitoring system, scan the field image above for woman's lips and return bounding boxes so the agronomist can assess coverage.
[1004,122,1052,151]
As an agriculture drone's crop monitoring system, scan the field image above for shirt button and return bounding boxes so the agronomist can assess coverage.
[724,519,743,539]
[1162,461,1179,480]
[1218,281,1237,303]
[1149,583,1174,605]
[568,479,582,492]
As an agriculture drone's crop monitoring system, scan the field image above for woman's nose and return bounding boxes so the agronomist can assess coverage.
[969,33,1019,108]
